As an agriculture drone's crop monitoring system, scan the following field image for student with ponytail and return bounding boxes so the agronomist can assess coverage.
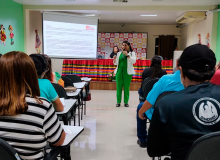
[139,56,167,97]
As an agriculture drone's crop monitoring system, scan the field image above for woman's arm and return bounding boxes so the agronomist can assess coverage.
[113,53,118,65]
[52,98,64,112]
[52,130,66,146]
[127,52,136,64]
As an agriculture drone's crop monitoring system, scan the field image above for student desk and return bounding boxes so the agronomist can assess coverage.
[56,99,77,125]
[73,82,86,89]
[56,125,84,160]
[66,89,82,126]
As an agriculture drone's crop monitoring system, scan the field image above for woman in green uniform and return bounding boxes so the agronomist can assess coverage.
[113,41,136,107]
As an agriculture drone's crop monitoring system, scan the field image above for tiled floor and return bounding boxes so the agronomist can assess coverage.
[69,90,153,160]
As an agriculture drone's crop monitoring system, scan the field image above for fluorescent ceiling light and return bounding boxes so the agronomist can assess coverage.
[84,14,96,16]
[137,22,150,23]
[140,15,157,16]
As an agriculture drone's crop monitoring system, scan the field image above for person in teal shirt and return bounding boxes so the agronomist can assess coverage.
[30,54,64,112]
[38,79,58,102]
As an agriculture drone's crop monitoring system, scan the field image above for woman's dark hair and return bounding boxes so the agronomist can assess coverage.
[150,55,162,79]
[29,54,48,76]
[123,41,133,52]
[43,54,53,82]
[0,54,2,57]
[182,68,215,82]
[112,46,119,53]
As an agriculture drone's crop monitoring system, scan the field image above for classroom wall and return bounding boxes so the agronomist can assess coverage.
[0,0,24,54]
[26,17,181,59]
[25,12,181,74]
[98,24,181,59]
[180,13,216,51]
[26,11,43,55]
[179,25,189,50]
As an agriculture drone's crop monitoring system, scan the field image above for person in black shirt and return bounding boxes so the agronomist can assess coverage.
[142,55,167,81]
[138,55,167,97]
[109,46,119,58]
[147,44,220,160]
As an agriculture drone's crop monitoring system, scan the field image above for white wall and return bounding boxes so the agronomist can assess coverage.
[26,11,43,55]
[180,25,189,50]
[26,11,64,74]
[191,13,213,46]
[180,13,214,50]
[98,24,181,59]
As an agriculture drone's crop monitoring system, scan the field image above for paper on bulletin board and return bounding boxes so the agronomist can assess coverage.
[98,33,147,60]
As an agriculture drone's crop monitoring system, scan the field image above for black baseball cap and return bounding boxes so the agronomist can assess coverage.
[179,44,216,72]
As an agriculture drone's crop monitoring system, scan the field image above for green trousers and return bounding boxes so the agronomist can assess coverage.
[116,67,132,104]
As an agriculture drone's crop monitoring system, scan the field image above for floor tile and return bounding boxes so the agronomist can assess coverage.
[69,90,154,160]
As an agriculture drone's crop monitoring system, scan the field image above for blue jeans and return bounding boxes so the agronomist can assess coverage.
[138,87,144,97]
[137,102,148,143]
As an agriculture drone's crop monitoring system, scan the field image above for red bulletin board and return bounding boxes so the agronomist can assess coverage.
[97,33,147,60]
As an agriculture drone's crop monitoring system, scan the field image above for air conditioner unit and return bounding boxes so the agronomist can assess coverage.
[113,0,128,2]
[176,12,206,24]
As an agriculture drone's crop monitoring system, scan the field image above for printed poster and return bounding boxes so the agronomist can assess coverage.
[97,32,147,60]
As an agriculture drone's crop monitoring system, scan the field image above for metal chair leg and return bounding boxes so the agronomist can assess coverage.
[84,101,86,115]
[77,104,80,126]
[77,96,81,126]
[81,103,83,120]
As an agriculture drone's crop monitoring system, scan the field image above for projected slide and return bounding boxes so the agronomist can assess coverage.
[43,20,97,59]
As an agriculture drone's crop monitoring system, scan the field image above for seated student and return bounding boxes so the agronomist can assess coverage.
[138,55,167,97]
[43,54,77,92]
[43,54,64,87]
[147,44,220,160]
[137,59,184,148]
[109,46,119,59]
[30,54,64,112]
[210,61,220,85]
[0,51,65,160]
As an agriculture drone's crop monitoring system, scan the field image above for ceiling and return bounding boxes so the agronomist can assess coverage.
[62,10,185,24]
[15,0,220,24]
[14,0,220,6]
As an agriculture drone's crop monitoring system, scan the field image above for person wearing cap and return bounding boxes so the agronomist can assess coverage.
[147,44,220,160]
[30,54,64,112]
[137,59,184,148]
